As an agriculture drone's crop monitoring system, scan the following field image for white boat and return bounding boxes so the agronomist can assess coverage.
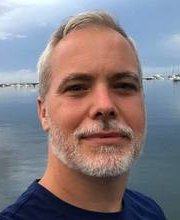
[168,74,180,81]
[173,76,180,81]
[152,74,164,80]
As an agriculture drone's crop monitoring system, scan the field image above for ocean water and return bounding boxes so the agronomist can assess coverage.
[0,80,180,220]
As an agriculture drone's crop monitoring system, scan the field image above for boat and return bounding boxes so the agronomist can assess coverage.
[152,74,164,80]
[173,75,180,81]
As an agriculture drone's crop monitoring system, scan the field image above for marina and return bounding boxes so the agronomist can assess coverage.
[0,82,39,88]
[143,74,180,81]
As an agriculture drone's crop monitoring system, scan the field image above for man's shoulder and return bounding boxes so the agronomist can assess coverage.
[124,188,166,219]
[0,180,69,220]
[0,181,42,220]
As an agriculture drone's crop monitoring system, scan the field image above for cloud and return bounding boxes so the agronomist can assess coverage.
[167,34,180,48]
[0,1,18,15]
[0,0,78,34]
[0,69,37,83]
[38,22,48,27]
[0,0,58,8]
[0,0,139,35]
[0,31,26,40]
[163,33,180,57]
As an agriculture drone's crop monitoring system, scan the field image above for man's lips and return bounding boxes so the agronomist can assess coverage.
[79,131,131,144]
[82,132,121,138]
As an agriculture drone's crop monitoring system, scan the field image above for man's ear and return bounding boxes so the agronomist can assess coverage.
[37,97,49,132]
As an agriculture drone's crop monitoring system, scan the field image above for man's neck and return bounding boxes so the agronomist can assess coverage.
[39,154,128,213]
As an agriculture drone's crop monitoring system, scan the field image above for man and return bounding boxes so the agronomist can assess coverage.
[0,11,166,219]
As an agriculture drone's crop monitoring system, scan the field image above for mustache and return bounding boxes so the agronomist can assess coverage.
[74,121,134,140]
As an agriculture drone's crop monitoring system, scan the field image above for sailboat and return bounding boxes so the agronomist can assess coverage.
[173,75,180,81]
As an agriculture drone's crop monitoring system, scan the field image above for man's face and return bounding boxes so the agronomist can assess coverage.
[39,26,145,177]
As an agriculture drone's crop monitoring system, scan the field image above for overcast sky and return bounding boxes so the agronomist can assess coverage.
[0,0,180,83]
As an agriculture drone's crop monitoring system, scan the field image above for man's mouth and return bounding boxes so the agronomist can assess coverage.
[79,131,131,145]
[80,131,131,139]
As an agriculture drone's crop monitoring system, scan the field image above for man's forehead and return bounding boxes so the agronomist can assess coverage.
[51,27,137,63]
[53,26,131,53]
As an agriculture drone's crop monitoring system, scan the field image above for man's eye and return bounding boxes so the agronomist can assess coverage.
[113,82,138,92]
[64,84,88,93]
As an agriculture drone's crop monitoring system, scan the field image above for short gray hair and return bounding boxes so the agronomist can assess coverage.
[37,11,142,99]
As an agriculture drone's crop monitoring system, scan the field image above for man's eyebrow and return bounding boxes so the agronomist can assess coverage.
[110,72,141,84]
[57,73,93,91]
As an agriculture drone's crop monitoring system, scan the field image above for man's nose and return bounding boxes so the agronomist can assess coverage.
[89,86,118,121]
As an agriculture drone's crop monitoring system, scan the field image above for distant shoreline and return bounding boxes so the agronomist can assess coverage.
[0,82,39,88]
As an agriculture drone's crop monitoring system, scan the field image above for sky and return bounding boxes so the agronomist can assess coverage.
[0,0,180,83]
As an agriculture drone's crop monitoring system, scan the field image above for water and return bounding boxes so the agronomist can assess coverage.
[0,81,180,220]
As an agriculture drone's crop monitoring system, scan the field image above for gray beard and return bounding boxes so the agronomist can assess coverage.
[48,120,144,178]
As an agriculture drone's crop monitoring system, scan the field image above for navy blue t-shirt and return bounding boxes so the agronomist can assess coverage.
[0,180,166,220]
